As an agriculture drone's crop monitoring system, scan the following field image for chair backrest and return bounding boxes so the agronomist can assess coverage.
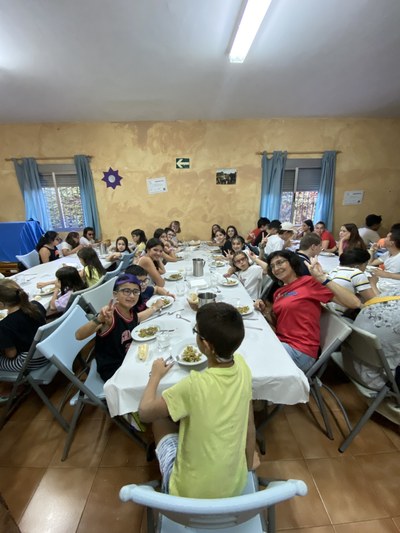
[65,276,105,310]
[120,252,134,271]
[119,473,308,530]
[16,249,40,269]
[30,296,82,357]
[81,276,116,315]
[341,324,399,395]
[103,261,124,281]
[306,306,352,377]
[36,306,95,373]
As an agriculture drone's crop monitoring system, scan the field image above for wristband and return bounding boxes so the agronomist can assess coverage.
[322,278,332,286]
[92,313,104,326]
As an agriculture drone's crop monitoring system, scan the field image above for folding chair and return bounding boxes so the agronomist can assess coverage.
[0,296,82,431]
[16,249,40,269]
[330,324,400,452]
[305,306,352,439]
[120,252,134,271]
[103,260,124,281]
[80,276,116,316]
[65,276,105,310]
[35,306,147,461]
[120,471,308,533]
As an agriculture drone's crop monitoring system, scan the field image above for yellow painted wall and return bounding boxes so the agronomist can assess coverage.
[1,118,399,241]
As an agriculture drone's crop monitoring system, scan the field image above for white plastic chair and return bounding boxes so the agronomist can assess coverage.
[0,296,82,431]
[35,306,147,460]
[120,252,134,271]
[120,472,308,533]
[331,324,400,452]
[103,261,124,281]
[65,275,105,310]
[16,249,40,269]
[80,277,116,315]
[305,306,352,439]
[256,306,352,453]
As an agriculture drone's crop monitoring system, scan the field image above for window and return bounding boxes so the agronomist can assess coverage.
[279,158,322,224]
[38,164,84,232]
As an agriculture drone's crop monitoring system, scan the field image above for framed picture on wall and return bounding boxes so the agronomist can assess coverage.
[216,168,236,185]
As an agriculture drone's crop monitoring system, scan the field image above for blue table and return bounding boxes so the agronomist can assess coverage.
[0,220,44,262]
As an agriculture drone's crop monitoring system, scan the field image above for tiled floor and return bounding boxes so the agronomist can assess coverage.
[0,365,399,533]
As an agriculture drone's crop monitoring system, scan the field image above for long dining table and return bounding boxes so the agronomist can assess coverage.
[10,253,112,309]
[104,243,310,418]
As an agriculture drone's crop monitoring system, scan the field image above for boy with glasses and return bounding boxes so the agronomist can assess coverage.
[75,274,164,381]
[139,302,255,498]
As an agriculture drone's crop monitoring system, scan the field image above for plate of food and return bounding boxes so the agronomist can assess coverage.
[188,240,201,246]
[176,344,207,367]
[39,285,56,295]
[164,271,183,281]
[132,324,161,342]
[146,295,174,310]
[221,278,239,287]
[215,260,226,267]
[236,304,253,316]
[319,252,336,257]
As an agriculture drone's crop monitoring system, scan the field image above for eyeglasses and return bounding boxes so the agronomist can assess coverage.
[117,288,141,296]
[87,232,94,237]
[270,259,288,270]
[192,326,205,340]
[139,278,150,286]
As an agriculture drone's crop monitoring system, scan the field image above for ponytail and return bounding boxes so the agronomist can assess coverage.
[0,283,42,321]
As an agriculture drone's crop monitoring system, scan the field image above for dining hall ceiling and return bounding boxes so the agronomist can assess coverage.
[1,0,400,123]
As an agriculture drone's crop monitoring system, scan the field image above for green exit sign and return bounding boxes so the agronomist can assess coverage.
[176,158,190,169]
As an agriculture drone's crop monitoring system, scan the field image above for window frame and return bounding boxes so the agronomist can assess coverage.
[280,158,322,223]
[38,163,85,233]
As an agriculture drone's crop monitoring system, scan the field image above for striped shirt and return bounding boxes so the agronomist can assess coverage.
[329,266,371,315]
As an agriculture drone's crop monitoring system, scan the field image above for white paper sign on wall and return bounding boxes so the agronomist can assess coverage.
[147,177,168,195]
[343,190,364,205]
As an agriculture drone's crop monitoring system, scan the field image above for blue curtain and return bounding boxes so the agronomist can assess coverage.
[13,158,51,230]
[259,151,287,220]
[74,155,101,238]
[314,151,337,230]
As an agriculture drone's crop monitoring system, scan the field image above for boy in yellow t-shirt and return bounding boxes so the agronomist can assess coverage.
[139,302,255,498]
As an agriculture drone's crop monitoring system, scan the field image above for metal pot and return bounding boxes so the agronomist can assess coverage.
[197,292,216,307]
[192,258,205,277]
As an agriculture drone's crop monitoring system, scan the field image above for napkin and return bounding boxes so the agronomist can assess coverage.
[189,279,208,289]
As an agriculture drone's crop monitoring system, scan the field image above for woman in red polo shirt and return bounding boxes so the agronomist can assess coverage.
[254,250,360,372]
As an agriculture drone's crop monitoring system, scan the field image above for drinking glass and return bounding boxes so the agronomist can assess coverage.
[176,280,186,297]
[157,332,171,354]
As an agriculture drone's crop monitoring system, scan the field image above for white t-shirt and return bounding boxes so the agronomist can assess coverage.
[264,234,284,257]
[80,236,94,246]
[359,227,380,246]
[59,241,72,252]
[236,264,263,299]
[380,251,400,273]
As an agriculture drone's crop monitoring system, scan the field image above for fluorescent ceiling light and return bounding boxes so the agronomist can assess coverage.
[229,0,272,63]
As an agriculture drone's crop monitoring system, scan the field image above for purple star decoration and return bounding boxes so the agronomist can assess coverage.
[102,167,123,189]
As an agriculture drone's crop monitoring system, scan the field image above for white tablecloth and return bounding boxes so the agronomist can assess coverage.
[104,246,309,417]
[11,254,112,309]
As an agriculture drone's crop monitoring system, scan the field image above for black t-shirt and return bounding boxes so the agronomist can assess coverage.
[296,251,312,276]
[0,302,46,354]
[220,240,232,256]
[39,245,59,264]
[95,307,138,382]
